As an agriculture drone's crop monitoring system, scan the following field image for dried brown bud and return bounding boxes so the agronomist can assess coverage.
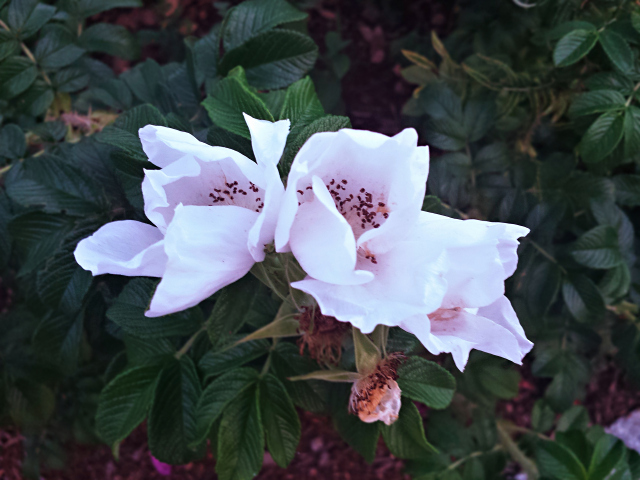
[349,354,404,425]
[297,306,350,365]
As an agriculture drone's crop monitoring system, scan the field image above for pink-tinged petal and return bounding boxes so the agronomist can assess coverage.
[289,176,373,286]
[418,213,528,309]
[292,213,449,334]
[476,296,533,356]
[275,128,427,253]
[142,152,264,233]
[247,167,284,262]
[74,220,166,277]
[146,205,258,317]
[139,125,212,168]
[428,308,524,371]
[243,113,290,167]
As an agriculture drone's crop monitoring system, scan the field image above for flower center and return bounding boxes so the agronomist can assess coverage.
[209,180,264,212]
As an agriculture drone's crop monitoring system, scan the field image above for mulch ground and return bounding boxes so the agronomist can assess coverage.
[2,0,640,479]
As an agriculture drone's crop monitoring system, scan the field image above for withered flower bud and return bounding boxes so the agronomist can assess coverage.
[296,306,350,365]
[349,354,404,425]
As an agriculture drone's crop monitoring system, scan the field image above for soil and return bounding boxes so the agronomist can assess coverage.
[2,0,640,479]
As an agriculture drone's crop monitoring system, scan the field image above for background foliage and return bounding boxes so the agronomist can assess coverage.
[1,0,640,479]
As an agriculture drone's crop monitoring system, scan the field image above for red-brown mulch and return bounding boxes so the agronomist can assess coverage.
[1,412,408,480]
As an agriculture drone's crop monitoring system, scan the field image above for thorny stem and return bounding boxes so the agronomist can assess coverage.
[0,19,52,85]
[175,325,207,359]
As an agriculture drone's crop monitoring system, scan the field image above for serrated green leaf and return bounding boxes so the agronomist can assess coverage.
[79,23,139,60]
[531,400,555,433]
[202,67,273,138]
[588,434,625,480]
[331,387,380,463]
[32,312,83,373]
[381,397,436,459]
[0,123,25,159]
[562,274,606,323]
[397,357,455,409]
[75,0,142,18]
[53,67,90,93]
[571,225,622,269]
[579,111,624,163]
[216,384,264,480]
[477,365,520,399]
[8,0,56,39]
[279,76,325,133]
[193,367,258,446]
[15,79,54,116]
[0,56,37,99]
[0,31,19,62]
[259,373,300,467]
[557,405,589,433]
[536,440,587,480]
[599,30,634,73]
[96,363,162,447]
[106,278,203,339]
[220,29,318,90]
[569,90,626,117]
[221,0,307,51]
[199,339,269,379]
[34,25,85,69]
[554,29,598,66]
[148,356,203,464]
[623,106,640,159]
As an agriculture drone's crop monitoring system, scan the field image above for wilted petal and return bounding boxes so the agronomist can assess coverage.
[243,113,290,167]
[74,220,166,277]
[146,205,259,317]
[289,176,374,286]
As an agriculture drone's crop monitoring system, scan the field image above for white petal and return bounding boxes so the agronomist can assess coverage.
[146,205,258,317]
[141,151,264,233]
[246,167,284,262]
[243,113,290,167]
[477,296,533,355]
[74,220,166,277]
[289,176,373,286]
[275,128,427,254]
[419,213,528,309]
[292,213,449,334]
[428,308,524,371]
[139,125,212,168]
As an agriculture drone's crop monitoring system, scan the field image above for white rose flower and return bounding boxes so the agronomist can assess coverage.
[74,114,290,317]
[275,127,451,334]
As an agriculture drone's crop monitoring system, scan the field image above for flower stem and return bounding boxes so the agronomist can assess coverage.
[0,19,52,85]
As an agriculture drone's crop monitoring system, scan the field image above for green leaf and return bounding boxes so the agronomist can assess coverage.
[531,400,555,433]
[568,90,626,117]
[106,278,203,339]
[202,67,274,139]
[54,67,90,93]
[32,311,84,372]
[75,0,142,18]
[533,348,591,412]
[536,441,587,480]
[599,30,634,73]
[288,369,362,383]
[34,25,85,69]
[216,384,264,480]
[554,29,598,66]
[15,79,54,116]
[633,12,640,34]
[0,31,19,62]
[562,274,606,323]
[332,388,380,463]
[96,364,162,447]
[0,124,25,159]
[279,76,325,133]
[221,0,307,51]
[623,106,640,159]
[353,328,381,375]
[397,357,455,409]
[557,405,589,433]
[79,24,139,60]
[463,98,495,142]
[571,225,622,269]
[588,435,625,480]
[579,112,624,163]
[148,357,203,464]
[259,374,300,467]
[0,57,37,99]
[381,397,436,459]
[477,365,520,399]
[235,314,300,344]
[199,339,269,379]
[220,29,318,90]
[7,0,56,39]
[207,274,280,344]
[193,367,258,445]
[612,174,640,206]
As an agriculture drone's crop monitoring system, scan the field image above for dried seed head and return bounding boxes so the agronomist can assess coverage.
[296,306,350,365]
[349,354,405,425]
